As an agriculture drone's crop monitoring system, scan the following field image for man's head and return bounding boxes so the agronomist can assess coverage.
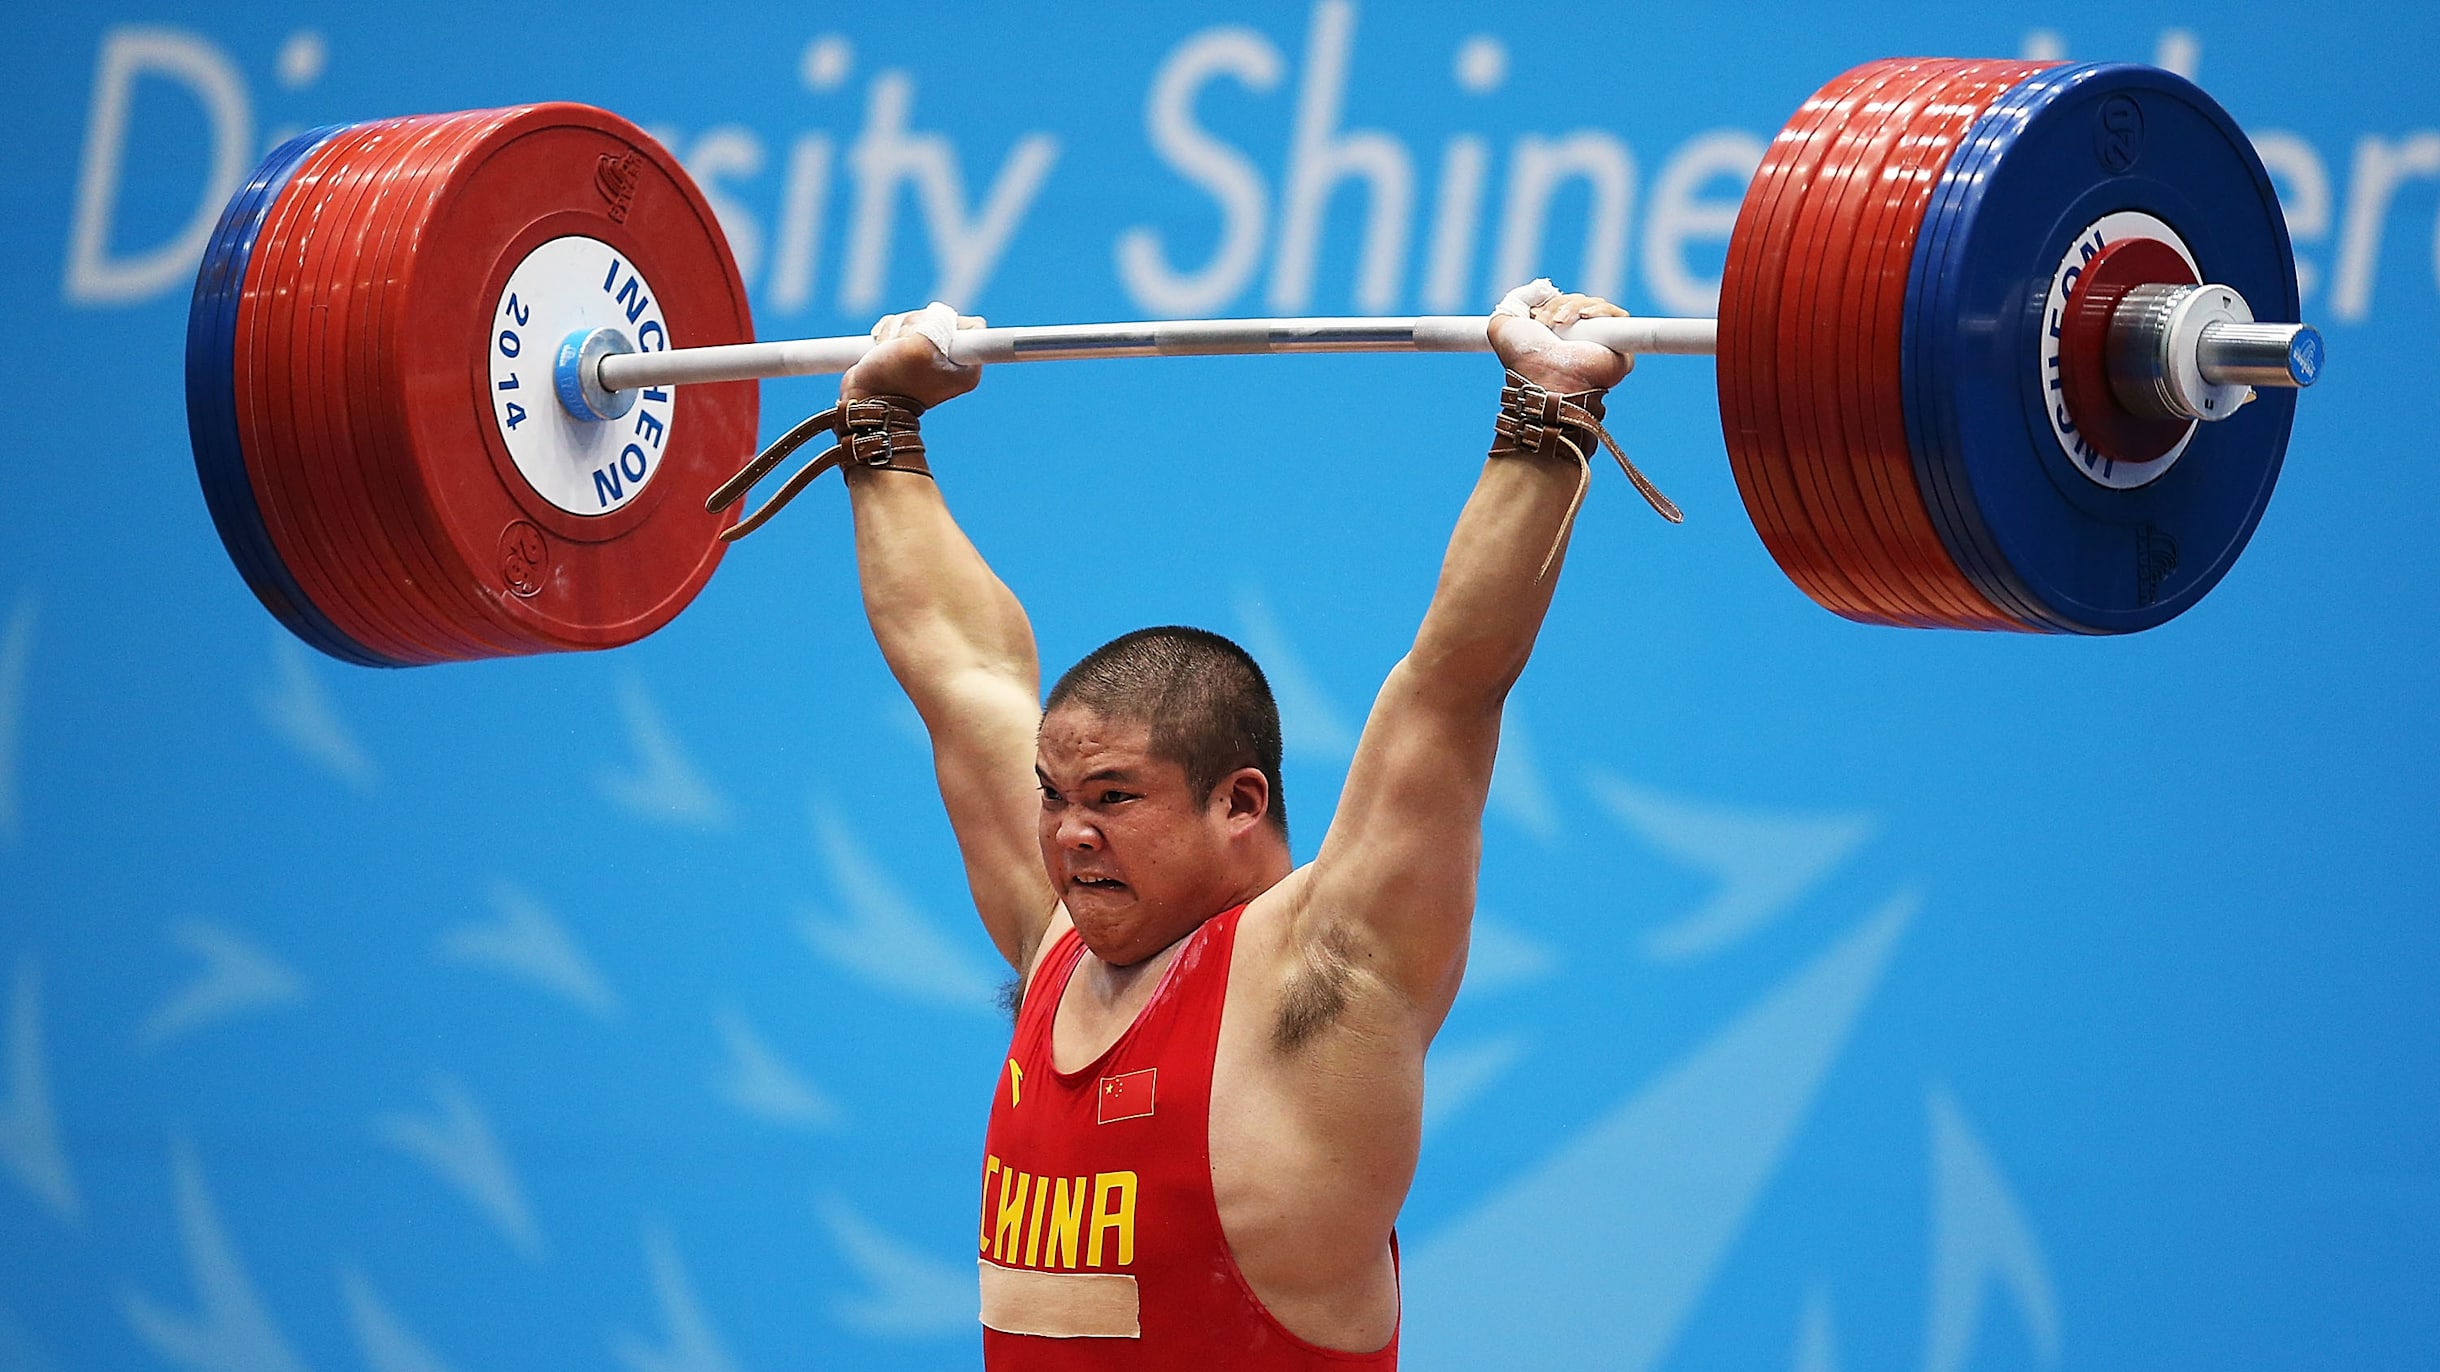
[1036,628,1291,964]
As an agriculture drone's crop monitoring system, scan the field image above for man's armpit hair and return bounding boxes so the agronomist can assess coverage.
[998,974,1024,1023]
[1275,924,1357,1050]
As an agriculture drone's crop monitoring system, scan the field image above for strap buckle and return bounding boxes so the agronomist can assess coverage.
[706,395,932,541]
[1486,368,1683,580]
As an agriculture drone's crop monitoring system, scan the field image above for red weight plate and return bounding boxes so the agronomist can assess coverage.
[355,106,573,659]
[293,119,490,662]
[321,116,474,660]
[274,120,478,664]
[1851,62,2044,630]
[374,112,549,659]
[351,115,536,659]
[1722,61,1905,623]
[1833,66,1982,628]
[387,103,753,657]
[1773,63,1895,619]
[2057,236,2198,464]
[237,122,445,663]
[295,120,495,664]
[341,112,533,660]
[233,126,394,658]
[1728,66,1882,620]
[1745,60,1927,625]
[1817,64,1996,628]
[1718,68,1845,613]
[1754,60,1948,627]
[283,115,458,659]
[1838,62,2040,629]
[1781,61,1952,627]
[1843,60,2029,630]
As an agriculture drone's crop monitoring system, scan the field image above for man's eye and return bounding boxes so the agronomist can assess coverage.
[1100,791,1134,805]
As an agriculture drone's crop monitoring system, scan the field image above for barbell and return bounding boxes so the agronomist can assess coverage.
[186,57,2319,666]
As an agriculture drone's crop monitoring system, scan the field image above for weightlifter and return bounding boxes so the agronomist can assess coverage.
[812,280,1646,1367]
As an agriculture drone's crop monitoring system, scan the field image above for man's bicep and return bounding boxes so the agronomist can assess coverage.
[923,671,1057,969]
[1304,662,1500,1012]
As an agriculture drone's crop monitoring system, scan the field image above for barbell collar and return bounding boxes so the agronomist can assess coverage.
[589,314,1724,396]
[2106,282,2321,424]
[554,326,641,421]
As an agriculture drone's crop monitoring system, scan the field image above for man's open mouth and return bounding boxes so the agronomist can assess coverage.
[1071,877,1127,891]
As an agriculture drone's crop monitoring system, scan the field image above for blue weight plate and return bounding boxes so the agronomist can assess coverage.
[184,123,403,666]
[1903,61,2078,629]
[1901,63,2299,634]
[1902,65,2077,631]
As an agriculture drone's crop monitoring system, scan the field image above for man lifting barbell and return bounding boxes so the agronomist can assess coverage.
[180,55,2330,1357]
[740,281,1639,1365]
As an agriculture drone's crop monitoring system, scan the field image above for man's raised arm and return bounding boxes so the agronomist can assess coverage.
[1296,283,1642,1031]
[838,308,1057,972]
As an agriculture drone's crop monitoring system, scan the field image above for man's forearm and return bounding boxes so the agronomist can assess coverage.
[1400,448,1586,712]
[844,468,1039,715]
[1397,285,1639,714]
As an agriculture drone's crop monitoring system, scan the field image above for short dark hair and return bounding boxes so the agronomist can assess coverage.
[1045,626,1287,838]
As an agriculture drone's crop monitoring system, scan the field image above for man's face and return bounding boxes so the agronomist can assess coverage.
[1035,705,1233,966]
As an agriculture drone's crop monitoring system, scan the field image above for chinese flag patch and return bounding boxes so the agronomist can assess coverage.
[1097,1068,1156,1124]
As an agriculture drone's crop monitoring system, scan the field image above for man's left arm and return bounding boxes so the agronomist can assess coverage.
[1292,284,1638,1034]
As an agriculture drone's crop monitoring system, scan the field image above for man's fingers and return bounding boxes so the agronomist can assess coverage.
[843,303,985,405]
[1493,282,1635,390]
[900,301,961,356]
[1531,292,1626,330]
[1494,277,1562,322]
[1525,292,1633,337]
[867,303,977,354]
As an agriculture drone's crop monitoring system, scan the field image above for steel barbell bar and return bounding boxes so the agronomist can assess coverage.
[576,308,2316,420]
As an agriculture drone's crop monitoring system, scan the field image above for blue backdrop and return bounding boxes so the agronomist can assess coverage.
[4,3,2436,1368]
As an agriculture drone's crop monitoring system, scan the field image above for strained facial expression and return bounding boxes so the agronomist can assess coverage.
[1035,706,1233,963]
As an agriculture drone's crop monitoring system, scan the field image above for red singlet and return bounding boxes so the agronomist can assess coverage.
[978,905,1399,1369]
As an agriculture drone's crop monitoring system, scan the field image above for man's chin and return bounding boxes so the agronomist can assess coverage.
[1066,897,1162,960]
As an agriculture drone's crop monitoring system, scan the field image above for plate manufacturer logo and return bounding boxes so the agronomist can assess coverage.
[488,236,675,516]
[497,520,548,597]
[2136,524,2179,605]
[595,150,641,223]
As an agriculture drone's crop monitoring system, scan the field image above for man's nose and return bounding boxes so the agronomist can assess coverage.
[1056,811,1100,850]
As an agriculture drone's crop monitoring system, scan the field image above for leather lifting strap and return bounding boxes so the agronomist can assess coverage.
[1488,369,1682,579]
[705,394,932,540]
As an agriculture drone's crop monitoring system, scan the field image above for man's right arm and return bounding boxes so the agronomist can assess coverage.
[838,310,1058,971]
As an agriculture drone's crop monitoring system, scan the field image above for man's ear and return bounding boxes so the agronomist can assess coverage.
[1217,767,1271,833]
